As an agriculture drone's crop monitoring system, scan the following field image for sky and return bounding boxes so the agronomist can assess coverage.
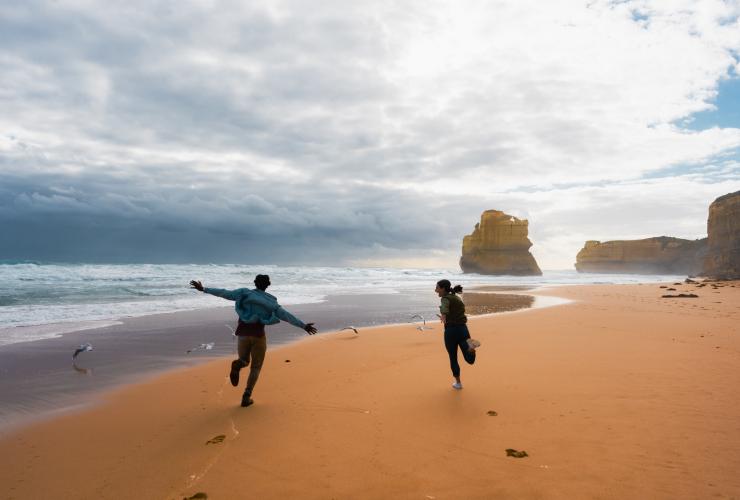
[1,0,739,270]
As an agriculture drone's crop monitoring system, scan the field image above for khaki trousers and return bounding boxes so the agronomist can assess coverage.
[236,335,267,394]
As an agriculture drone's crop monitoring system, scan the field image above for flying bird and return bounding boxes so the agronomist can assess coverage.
[340,326,359,334]
[411,314,432,331]
[72,342,93,360]
[411,314,426,326]
[186,342,215,354]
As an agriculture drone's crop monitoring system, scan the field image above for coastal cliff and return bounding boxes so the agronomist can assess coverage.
[460,210,542,275]
[575,237,707,274]
[703,190,740,280]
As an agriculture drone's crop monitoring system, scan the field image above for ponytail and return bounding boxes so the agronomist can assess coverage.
[437,280,463,295]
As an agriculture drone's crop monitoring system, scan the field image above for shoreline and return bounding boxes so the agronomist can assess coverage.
[2,281,738,499]
[0,287,543,433]
[0,284,541,347]
[0,270,689,348]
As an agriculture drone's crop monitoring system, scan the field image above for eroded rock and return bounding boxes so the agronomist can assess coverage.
[703,190,740,280]
[460,210,542,275]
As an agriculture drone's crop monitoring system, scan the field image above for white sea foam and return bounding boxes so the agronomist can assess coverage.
[0,263,685,347]
[0,320,123,347]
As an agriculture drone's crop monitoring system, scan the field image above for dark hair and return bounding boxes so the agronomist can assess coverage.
[254,274,271,290]
[437,279,463,294]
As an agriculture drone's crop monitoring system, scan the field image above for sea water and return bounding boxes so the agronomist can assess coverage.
[0,261,686,347]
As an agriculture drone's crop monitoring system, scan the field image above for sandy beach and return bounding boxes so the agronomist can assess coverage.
[0,288,540,431]
[1,281,739,500]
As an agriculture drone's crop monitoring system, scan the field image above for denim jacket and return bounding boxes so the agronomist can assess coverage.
[203,287,306,329]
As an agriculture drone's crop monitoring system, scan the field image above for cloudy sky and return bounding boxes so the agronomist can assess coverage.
[1,0,739,269]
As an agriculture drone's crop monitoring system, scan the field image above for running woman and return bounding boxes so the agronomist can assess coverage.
[435,279,480,390]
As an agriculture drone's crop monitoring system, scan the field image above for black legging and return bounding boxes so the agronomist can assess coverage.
[444,323,475,377]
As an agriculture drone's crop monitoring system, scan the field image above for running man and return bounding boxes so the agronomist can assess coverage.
[190,274,317,407]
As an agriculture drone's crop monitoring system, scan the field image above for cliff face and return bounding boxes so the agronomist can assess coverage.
[703,190,740,280]
[460,210,542,275]
[575,237,707,274]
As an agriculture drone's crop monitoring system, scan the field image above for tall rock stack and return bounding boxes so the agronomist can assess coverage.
[703,190,740,280]
[460,210,542,275]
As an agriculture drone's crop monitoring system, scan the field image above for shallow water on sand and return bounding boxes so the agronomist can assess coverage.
[0,289,546,431]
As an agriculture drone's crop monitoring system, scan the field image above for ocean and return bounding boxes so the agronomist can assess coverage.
[0,262,686,347]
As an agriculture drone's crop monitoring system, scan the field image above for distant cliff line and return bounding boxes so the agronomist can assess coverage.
[575,190,739,279]
[575,237,707,275]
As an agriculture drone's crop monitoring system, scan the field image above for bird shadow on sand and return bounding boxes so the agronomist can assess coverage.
[205,435,225,445]
[72,363,93,376]
[183,493,208,500]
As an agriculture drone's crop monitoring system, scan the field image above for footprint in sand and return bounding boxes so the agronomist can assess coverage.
[487,410,498,416]
[184,493,208,500]
[205,435,226,445]
[506,448,528,458]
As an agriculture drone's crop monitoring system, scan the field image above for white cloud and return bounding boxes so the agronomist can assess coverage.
[0,0,739,267]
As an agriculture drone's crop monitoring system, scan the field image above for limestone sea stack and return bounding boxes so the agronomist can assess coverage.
[460,210,542,275]
[574,237,707,274]
[703,190,740,280]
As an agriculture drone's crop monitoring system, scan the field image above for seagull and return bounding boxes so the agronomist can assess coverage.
[72,342,93,360]
[411,314,432,331]
[340,326,359,334]
[411,314,426,326]
[224,324,239,355]
[186,342,215,354]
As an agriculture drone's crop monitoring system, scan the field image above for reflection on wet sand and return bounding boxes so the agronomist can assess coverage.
[468,285,536,292]
[463,292,535,315]
[72,363,93,376]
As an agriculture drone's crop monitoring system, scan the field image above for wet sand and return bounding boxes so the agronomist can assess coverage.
[463,292,536,315]
[1,282,739,499]
[0,289,535,430]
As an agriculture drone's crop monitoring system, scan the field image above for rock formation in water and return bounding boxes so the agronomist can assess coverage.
[703,190,740,280]
[460,210,542,275]
[574,237,707,274]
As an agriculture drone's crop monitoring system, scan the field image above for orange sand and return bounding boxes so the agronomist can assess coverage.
[1,282,739,499]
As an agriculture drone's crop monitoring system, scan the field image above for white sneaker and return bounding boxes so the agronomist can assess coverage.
[467,338,481,351]
[452,382,463,390]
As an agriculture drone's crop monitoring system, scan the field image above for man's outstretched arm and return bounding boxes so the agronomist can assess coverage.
[275,306,317,335]
[190,280,241,301]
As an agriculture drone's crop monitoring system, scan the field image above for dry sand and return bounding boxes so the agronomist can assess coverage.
[1,281,739,499]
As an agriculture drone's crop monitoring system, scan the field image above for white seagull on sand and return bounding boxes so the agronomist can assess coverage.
[72,342,93,360]
[186,342,215,354]
[411,314,432,331]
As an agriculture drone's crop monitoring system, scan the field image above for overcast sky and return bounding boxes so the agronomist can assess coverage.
[1,0,739,269]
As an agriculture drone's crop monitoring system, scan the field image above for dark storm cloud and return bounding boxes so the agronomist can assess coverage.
[0,157,475,263]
